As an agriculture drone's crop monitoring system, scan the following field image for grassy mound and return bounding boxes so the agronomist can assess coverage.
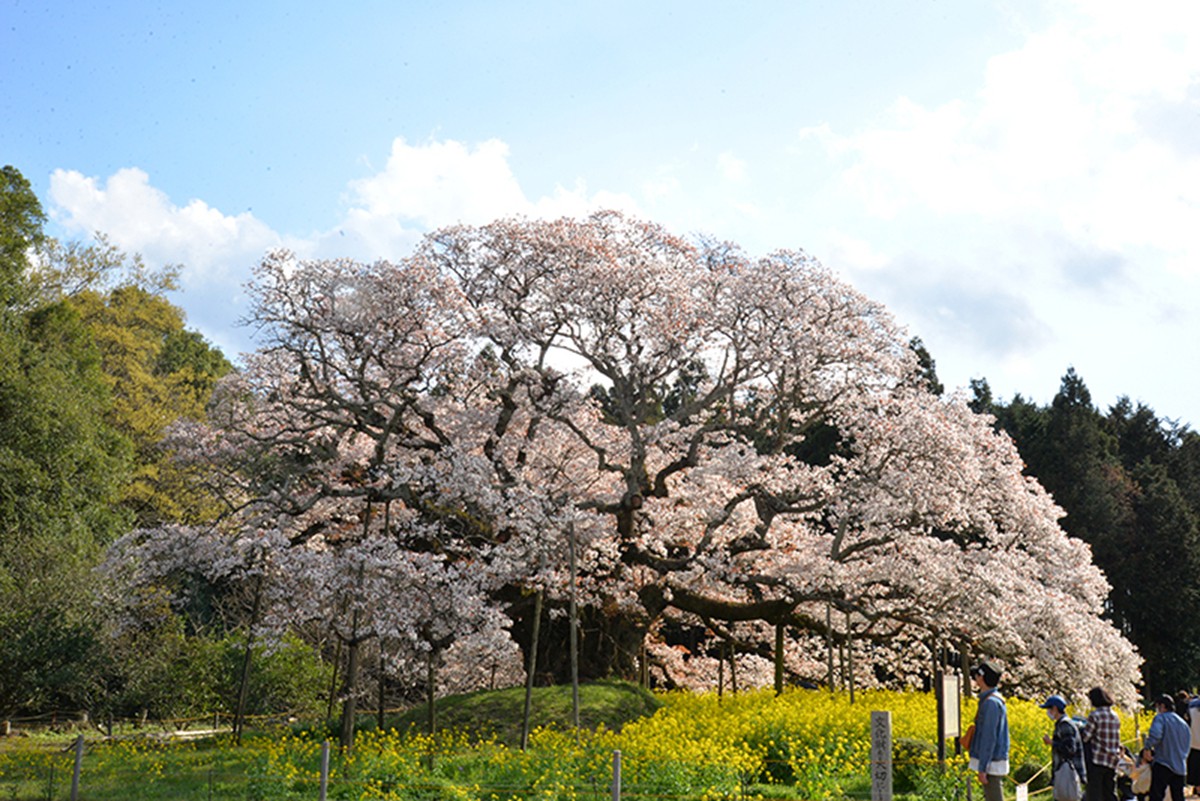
[389,679,661,744]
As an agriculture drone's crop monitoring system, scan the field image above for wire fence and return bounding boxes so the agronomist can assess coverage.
[0,732,983,801]
[7,708,1145,801]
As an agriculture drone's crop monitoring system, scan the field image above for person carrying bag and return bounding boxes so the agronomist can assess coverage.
[1042,695,1085,801]
[1055,760,1085,801]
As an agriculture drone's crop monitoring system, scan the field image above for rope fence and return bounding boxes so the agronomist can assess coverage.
[0,711,1150,801]
[0,748,974,801]
[0,733,978,801]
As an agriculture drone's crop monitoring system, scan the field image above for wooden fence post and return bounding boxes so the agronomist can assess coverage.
[70,734,84,801]
[870,711,892,801]
[319,739,331,801]
[611,750,622,801]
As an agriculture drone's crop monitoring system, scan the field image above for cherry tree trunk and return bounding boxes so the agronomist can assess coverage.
[426,646,439,736]
[233,572,264,746]
[519,589,543,751]
[774,622,784,696]
[339,635,361,750]
[511,598,646,684]
[325,639,341,723]
[377,648,386,732]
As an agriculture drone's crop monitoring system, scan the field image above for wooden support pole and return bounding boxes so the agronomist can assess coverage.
[319,740,331,801]
[70,734,84,801]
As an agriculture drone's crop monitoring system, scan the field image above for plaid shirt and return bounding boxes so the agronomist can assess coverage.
[1082,707,1122,768]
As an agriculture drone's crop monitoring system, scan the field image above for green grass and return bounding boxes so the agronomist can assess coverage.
[382,678,661,745]
[0,680,661,800]
[0,737,258,801]
[0,683,994,801]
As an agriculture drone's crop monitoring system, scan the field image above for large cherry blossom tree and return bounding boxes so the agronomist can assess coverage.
[126,211,1140,711]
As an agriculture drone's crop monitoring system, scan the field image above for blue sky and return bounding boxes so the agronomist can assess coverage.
[4,0,1199,425]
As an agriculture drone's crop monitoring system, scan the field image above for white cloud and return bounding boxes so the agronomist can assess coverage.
[790,2,1200,421]
[528,177,640,221]
[47,167,287,358]
[823,232,891,273]
[309,138,530,261]
[809,3,1200,273]
[320,137,639,261]
[44,139,642,354]
[49,138,642,272]
[48,167,281,284]
[346,138,528,229]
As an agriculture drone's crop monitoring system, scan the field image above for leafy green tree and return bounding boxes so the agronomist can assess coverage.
[28,234,177,305]
[0,164,46,307]
[968,377,993,414]
[24,230,233,525]
[69,283,233,525]
[1102,400,1200,691]
[1005,373,1142,647]
[0,166,232,716]
[0,297,133,714]
[970,378,1048,465]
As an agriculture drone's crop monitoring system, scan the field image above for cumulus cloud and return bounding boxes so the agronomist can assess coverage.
[49,167,281,284]
[48,167,285,359]
[347,138,528,229]
[806,2,1200,276]
[321,137,639,261]
[51,138,642,265]
[44,139,641,356]
[49,138,642,271]
[795,0,1200,419]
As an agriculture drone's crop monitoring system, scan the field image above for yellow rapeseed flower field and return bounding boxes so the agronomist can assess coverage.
[0,688,1154,800]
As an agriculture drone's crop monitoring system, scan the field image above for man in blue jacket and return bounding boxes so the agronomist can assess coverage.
[969,661,1010,801]
[1143,693,1190,801]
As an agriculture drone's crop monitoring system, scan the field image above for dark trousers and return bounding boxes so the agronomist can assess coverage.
[1088,762,1117,801]
[981,774,1004,801]
[1149,763,1185,801]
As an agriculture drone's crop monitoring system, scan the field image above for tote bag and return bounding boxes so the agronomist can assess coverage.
[1053,762,1082,801]
[1129,763,1152,796]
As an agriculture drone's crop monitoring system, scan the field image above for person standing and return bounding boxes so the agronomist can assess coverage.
[1043,694,1086,800]
[1176,692,1191,727]
[1082,687,1123,801]
[1143,694,1190,801]
[969,661,1010,801]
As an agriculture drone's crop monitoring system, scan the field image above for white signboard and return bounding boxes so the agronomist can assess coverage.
[940,674,961,738]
